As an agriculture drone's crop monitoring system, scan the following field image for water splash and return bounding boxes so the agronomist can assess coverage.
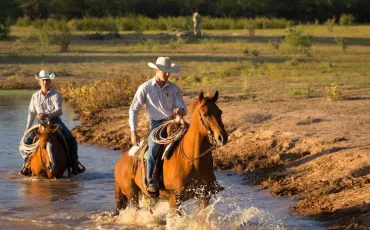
[91,196,286,230]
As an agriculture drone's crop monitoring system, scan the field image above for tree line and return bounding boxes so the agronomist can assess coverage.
[2,0,370,23]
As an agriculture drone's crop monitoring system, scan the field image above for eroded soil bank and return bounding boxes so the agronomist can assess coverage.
[72,91,370,229]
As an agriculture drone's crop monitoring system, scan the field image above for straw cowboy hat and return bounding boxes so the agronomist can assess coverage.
[148,57,180,73]
[35,70,55,80]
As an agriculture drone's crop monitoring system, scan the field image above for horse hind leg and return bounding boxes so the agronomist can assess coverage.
[114,184,128,216]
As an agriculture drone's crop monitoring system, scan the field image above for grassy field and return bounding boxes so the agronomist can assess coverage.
[1,25,370,110]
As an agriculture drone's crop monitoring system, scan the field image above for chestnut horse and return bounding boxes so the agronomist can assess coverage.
[28,124,70,178]
[114,91,228,214]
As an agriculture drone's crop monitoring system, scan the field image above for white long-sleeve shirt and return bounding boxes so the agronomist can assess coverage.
[26,89,63,129]
[129,77,187,132]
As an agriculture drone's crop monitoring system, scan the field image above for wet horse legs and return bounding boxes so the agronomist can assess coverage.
[168,193,182,215]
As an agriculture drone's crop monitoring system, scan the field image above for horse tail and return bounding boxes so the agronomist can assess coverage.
[114,183,128,216]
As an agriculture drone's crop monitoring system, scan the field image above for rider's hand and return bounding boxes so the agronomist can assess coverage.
[38,113,48,120]
[131,131,140,146]
[174,108,185,117]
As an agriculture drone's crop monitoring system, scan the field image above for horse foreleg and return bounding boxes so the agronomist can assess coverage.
[199,194,211,210]
[129,193,139,210]
[168,193,182,215]
[114,184,128,216]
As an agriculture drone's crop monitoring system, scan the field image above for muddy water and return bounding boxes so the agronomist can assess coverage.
[0,91,325,230]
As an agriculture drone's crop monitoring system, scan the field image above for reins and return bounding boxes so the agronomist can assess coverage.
[151,112,218,162]
[179,138,216,162]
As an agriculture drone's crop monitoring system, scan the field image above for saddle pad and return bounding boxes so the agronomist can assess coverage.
[128,140,144,156]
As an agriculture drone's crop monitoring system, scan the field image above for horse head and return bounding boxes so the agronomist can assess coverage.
[193,91,228,147]
[37,124,62,172]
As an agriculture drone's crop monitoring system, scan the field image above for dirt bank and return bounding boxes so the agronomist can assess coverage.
[72,91,370,229]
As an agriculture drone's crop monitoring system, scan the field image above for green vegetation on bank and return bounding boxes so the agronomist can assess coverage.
[1,24,370,112]
[16,16,293,32]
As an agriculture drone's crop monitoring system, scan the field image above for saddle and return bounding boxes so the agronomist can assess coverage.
[130,120,185,193]
[131,140,179,186]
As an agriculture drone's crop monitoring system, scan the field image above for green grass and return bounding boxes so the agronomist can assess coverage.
[1,24,370,110]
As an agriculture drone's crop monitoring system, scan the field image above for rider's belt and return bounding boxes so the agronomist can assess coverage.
[150,117,172,123]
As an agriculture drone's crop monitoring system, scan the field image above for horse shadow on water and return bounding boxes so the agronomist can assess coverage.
[114,91,229,218]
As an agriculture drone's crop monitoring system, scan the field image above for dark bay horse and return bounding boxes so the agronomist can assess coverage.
[28,124,70,178]
[114,91,228,215]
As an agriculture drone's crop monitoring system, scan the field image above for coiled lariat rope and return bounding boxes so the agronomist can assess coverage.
[151,117,188,145]
[19,124,40,158]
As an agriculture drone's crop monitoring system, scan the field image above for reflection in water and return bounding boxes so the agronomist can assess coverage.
[0,92,325,229]
[20,178,80,205]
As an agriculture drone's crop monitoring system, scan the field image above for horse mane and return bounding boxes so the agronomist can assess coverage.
[189,92,214,113]
[37,125,61,147]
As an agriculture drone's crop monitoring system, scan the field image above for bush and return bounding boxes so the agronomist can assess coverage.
[325,16,336,32]
[55,20,71,52]
[339,14,355,26]
[326,83,342,101]
[58,76,143,112]
[16,16,32,27]
[334,37,348,52]
[0,17,11,40]
[70,17,118,32]
[284,28,313,51]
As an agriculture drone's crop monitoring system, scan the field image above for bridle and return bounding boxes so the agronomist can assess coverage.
[198,110,218,146]
[179,109,219,162]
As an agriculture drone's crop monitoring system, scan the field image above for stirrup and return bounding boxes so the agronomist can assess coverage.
[19,166,30,176]
[76,161,86,174]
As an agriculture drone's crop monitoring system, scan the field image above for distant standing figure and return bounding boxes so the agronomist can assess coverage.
[193,10,201,36]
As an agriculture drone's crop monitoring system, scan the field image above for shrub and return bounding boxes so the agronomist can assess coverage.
[33,19,55,50]
[325,16,336,32]
[284,28,313,52]
[326,83,342,101]
[339,14,355,26]
[71,17,118,32]
[334,37,348,52]
[55,20,71,52]
[58,76,143,112]
[16,16,32,27]
[0,16,11,40]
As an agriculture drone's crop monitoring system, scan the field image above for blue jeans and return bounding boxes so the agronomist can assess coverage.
[24,117,78,160]
[147,120,167,184]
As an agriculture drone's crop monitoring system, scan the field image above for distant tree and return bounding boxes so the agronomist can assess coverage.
[17,0,49,19]
[0,0,18,39]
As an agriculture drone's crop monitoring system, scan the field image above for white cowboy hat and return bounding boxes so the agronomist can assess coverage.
[35,70,55,80]
[148,57,180,73]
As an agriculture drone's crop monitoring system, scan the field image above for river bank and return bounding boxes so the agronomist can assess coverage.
[71,89,370,229]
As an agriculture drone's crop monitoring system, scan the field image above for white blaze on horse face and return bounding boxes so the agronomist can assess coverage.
[46,141,55,171]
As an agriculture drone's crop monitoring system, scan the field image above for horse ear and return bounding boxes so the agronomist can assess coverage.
[198,91,204,101]
[38,125,45,133]
[212,91,219,102]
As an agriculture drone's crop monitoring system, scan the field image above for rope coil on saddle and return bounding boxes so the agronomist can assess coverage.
[151,116,188,145]
[19,124,40,158]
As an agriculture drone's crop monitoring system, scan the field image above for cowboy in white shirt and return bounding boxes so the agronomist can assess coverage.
[129,57,187,194]
[20,70,85,176]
